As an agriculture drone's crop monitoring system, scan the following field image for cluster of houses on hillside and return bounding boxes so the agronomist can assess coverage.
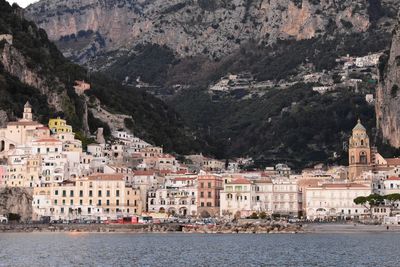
[1,104,400,223]
[206,52,381,103]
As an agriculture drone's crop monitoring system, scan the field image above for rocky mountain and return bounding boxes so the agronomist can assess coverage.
[376,21,400,148]
[26,0,399,66]
[0,0,204,155]
[23,0,400,168]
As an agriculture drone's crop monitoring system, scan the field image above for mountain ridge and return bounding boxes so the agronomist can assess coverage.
[0,0,205,155]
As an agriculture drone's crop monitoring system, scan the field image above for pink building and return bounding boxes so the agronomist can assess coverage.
[197,175,223,217]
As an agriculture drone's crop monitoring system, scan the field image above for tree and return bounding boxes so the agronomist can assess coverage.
[384,194,400,213]
[366,194,385,206]
[354,196,367,206]
[354,194,386,218]
[385,193,400,203]
[259,212,267,219]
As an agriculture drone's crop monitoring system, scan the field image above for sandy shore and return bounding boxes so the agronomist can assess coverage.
[303,223,400,233]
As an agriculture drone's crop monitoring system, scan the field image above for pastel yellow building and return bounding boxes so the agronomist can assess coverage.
[4,155,41,188]
[32,174,142,221]
[48,117,73,134]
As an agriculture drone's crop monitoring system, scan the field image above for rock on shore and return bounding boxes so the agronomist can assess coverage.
[182,222,301,234]
[0,187,33,222]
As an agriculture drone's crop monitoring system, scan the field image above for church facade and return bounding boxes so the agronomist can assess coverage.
[348,119,400,180]
[0,102,45,155]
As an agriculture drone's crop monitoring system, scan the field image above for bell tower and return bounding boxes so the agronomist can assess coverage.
[22,101,33,121]
[348,119,371,180]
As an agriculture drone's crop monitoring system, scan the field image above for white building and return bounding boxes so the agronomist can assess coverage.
[148,176,197,217]
[220,178,253,218]
[305,183,371,220]
[272,176,300,216]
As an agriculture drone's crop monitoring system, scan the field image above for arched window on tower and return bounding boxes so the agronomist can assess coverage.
[361,140,364,146]
[351,154,355,164]
[360,152,367,164]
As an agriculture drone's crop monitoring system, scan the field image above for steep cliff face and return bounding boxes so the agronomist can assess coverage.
[0,188,33,222]
[1,43,66,111]
[26,0,397,65]
[376,23,400,148]
[0,0,206,155]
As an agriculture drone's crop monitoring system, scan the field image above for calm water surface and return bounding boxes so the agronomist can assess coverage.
[0,233,399,266]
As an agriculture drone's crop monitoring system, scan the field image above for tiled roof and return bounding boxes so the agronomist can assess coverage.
[228,178,251,184]
[34,138,61,143]
[8,121,42,126]
[320,183,368,189]
[387,176,400,181]
[254,178,272,184]
[88,174,124,181]
[385,158,400,166]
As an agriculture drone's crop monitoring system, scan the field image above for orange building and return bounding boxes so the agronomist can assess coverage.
[197,175,223,217]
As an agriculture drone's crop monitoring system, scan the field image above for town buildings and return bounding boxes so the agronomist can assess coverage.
[2,104,400,223]
[32,174,142,221]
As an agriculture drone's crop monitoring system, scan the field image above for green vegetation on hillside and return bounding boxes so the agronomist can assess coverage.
[0,0,204,155]
[171,84,377,169]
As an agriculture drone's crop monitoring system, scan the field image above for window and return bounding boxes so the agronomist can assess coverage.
[98,200,102,206]
[106,200,110,206]
[79,190,83,197]
[208,192,212,198]
[62,190,66,197]
[80,199,83,205]
[70,190,74,197]
[116,200,120,206]
[206,202,212,207]
[107,190,110,197]
[89,190,93,197]
[200,183,204,188]
[98,190,102,197]
[360,152,367,164]
[62,199,65,205]
[116,190,120,197]
[208,182,211,188]
[200,202,204,207]
[55,190,58,196]
[200,192,204,198]
[127,200,130,206]
[70,200,73,205]
[54,200,58,205]
[61,207,64,213]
